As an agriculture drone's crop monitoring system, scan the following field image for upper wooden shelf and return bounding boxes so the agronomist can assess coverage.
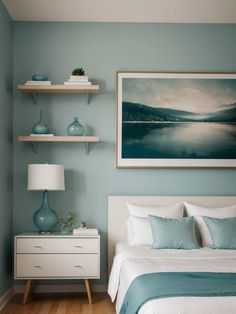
[17,84,99,94]
[18,135,99,142]
[18,135,99,154]
[17,84,100,104]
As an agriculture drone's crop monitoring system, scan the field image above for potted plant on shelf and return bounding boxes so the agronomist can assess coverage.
[68,67,90,86]
[72,67,85,76]
[59,211,78,234]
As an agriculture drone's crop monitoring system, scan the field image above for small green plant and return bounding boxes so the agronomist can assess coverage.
[59,211,78,230]
[72,67,85,76]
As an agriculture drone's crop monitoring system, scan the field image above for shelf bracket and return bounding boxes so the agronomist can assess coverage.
[86,93,90,105]
[85,142,89,154]
[31,142,38,153]
[31,92,38,104]
[85,141,98,154]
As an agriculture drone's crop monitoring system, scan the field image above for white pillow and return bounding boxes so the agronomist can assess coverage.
[184,202,236,247]
[125,219,133,244]
[126,202,183,246]
[127,202,183,218]
[128,216,153,246]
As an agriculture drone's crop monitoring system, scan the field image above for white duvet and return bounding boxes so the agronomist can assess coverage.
[108,242,236,314]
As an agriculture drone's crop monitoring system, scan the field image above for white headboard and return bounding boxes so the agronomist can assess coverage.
[108,195,236,271]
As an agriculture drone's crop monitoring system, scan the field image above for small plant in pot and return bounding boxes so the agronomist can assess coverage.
[72,67,85,76]
[59,211,78,234]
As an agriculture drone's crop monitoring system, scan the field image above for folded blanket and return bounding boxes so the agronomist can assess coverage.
[120,272,236,314]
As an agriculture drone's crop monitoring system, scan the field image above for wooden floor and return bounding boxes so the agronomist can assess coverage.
[1,293,116,314]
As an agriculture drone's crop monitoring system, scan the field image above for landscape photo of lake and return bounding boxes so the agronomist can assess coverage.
[117,73,236,167]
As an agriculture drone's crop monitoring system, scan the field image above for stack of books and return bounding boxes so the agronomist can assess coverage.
[64,75,92,86]
[73,228,98,236]
[25,80,52,86]
[30,134,54,136]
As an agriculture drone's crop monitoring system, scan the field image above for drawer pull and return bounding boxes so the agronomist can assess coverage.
[74,245,82,248]
[34,245,43,248]
[33,265,42,268]
[74,265,82,268]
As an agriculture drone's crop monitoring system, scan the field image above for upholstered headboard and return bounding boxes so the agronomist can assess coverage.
[108,195,236,271]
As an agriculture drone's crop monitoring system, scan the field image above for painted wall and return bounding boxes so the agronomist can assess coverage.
[0,1,12,297]
[13,22,236,283]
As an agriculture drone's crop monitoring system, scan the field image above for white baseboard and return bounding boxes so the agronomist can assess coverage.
[14,283,108,294]
[0,286,14,311]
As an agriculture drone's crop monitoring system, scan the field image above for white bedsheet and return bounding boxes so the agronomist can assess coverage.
[108,242,236,314]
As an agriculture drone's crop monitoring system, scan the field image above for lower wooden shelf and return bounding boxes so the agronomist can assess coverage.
[18,136,99,154]
[17,84,99,105]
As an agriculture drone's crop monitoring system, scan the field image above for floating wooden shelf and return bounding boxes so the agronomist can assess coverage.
[18,136,100,154]
[17,84,100,104]
[19,135,99,142]
[17,85,99,94]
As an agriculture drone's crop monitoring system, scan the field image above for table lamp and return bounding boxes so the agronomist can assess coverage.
[27,164,65,233]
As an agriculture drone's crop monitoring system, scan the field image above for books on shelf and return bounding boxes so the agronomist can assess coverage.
[64,81,92,86]
[30,134,54,136]
[25,81,52,85]
[64,74,92,86]
[73,228,98,236]
[70,75,89,81]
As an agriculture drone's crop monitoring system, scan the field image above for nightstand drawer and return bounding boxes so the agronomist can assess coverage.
[16,254,99,278]
[16,237,99,254]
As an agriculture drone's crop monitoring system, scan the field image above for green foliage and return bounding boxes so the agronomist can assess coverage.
[72,67,85,76]
[59,211,78,229]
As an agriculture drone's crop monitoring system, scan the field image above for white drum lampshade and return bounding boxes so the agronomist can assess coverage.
[27,164,65,233]
[27,164,65,191]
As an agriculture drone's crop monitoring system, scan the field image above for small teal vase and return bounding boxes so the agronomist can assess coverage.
[32,74,48,81]
[32,110,50,134]
[67,117,84,136]
[33,190,58,233]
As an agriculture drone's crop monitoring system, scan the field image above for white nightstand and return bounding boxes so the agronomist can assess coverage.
[14,233,100,304]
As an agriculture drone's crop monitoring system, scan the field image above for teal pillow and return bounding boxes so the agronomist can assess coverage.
[149,215,200,249]
[203,216,236,249]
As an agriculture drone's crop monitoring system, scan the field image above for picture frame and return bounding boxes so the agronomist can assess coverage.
[116,71,236,168]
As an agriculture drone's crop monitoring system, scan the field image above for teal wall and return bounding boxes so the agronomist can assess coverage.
[0,1,12,297]
[13,22,236,283]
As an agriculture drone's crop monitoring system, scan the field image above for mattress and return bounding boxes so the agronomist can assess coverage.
[108,242,236,314]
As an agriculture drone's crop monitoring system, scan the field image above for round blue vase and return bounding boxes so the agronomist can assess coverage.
[32,74,48,81]
[32,110,50,134]
[67,117,84,136]
[33,190,58,233]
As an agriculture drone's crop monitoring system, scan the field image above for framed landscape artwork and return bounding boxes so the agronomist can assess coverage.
[116,72,236,168]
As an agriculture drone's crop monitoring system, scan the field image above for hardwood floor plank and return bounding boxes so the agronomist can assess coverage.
[0,293,115,314]
[56,297,68,314]
[65,296,82,314]
[38,298,52,314]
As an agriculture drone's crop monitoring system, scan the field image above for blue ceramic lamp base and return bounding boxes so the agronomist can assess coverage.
[33,190,58,233]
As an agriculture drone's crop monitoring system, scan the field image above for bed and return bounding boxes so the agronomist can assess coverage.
[107,196,236,314]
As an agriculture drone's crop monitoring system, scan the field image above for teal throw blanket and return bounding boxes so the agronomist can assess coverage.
[120,272,236,314]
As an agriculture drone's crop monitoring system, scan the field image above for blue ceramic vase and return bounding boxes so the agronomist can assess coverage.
[67,117,84,136]
[32,110,50,134]
[33,190,58,233]
[32,74,48,81]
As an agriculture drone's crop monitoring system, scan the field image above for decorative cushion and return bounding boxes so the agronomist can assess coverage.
[203,216,236,249]
[184,202,236,247]
[149,215,200,250]
[126,202,184,246]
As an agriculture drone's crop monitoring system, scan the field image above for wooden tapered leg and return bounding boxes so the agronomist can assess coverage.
[84,279,93,304]
[23,280,34,304]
